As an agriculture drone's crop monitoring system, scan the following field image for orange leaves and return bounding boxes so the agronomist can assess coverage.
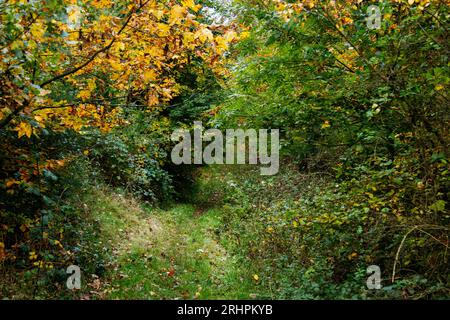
[0,242,6,263]
[347,252,358,260]
[77,79,97,102]
[148,95,160,107]
[167,268,176,277]
[342,17,354,25]
[61,104,125,133]
[45,159,66,170]
[5,179,19,188]
[109,59,124,72]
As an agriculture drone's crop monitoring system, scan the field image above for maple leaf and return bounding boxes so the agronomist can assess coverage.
[15,122,33,138]
[169,5,186,24]
[196,28,214,43]
[78,90,91,101]
[182,0,202,12]
[143,70,158,82]
[30,22,46,39]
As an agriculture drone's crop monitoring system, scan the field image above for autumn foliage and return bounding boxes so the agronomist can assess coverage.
[0,0,237,282]
[1,0,449,299]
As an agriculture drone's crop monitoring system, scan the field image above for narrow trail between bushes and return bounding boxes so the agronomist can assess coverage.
[96,198,258,300]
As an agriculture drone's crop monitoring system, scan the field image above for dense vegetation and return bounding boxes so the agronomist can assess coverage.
[1,0,449,299]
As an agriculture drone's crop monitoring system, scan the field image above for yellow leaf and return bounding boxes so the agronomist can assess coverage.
[240,31,250,40]
[143,70,157,82]
[321,120,331,129]
[183,31,195,43]
[182,0,201,12]
[30,22,45,39]
[342,17,353,25]
[253,274,259,281]
[196,28,213,43]
[92,0,112,8]
[11,40,23,50]
[116,41,125,52]
[87,79,97,91]
[53,240,64,249]
[109,59,123,72]
[77,89,91,101]
[29,251,38,260]
[224,30,237,43]
[435,84,444,91]
[146,46,164,57]
[16,122,33,138]
[156,23,171,36]
[215,36,229,52]
[169,5,185,24]
[152,9,165,20]
[348,252,358,260]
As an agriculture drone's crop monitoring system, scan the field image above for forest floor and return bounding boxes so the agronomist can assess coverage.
[91,191,260,300]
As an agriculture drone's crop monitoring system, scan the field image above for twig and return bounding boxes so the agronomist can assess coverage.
[392,226,418,283]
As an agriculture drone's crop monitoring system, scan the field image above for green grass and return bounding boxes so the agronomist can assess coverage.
[92,193,260,300]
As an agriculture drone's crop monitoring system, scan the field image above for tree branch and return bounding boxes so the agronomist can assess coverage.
[0,0,152,130]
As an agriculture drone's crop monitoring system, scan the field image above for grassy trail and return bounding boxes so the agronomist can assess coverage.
[94,194,258,300]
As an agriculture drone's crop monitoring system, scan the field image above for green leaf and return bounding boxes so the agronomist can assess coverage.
[429,200,446,213]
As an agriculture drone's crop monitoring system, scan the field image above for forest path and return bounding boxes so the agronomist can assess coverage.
[100,202,257,299]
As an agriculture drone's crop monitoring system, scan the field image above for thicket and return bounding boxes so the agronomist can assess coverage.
[1,0,448,299]
[207,0,449,299]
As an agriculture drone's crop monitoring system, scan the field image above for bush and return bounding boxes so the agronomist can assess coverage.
[197,163,450,299]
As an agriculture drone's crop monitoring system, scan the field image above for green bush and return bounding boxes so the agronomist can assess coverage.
[196,164,449,299]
